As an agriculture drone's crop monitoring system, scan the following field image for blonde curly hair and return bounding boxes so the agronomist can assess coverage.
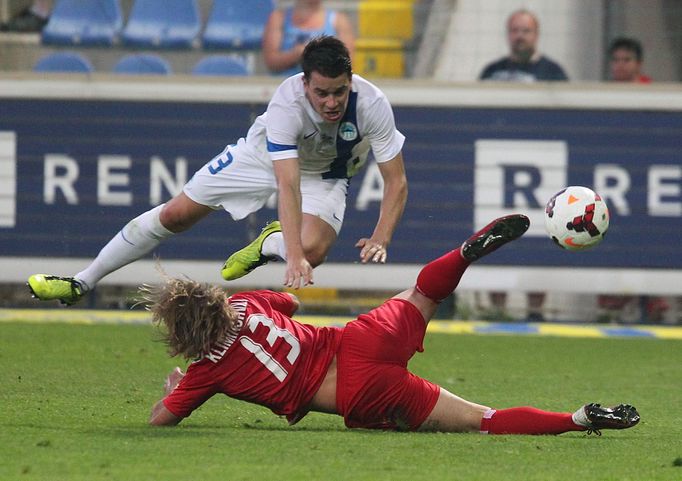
[139,277,238,360]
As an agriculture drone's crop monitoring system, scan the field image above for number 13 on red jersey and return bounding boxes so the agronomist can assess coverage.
[239,314,301,382]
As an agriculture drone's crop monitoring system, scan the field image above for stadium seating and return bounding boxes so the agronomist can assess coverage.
[120,0,201,49]
[354,0,415,78]
[41,0,123,46]
[358,1,414,40]
[113,53,172,75]
[192,55,249,76]
[33,51,94,72]
[202,0,274,50]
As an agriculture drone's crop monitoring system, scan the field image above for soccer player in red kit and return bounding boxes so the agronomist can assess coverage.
[147,214,640,435]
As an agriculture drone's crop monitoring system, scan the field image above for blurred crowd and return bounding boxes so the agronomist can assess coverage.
[0,1,658,81]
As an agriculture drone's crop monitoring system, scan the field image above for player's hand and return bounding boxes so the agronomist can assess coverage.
[355,238,388,264]
[164,367,184,395]
[284,256,314,289]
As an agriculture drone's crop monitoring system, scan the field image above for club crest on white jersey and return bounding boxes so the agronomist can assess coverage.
[338,122,358,142]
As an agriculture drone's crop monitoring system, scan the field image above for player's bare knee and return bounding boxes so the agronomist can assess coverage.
[159,208,185,232]
[159,204,197,233]
[303,246,327,267]
[158,193,213,233]
[423,389,491,432]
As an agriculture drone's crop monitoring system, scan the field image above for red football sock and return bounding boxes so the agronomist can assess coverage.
[415,248,469,302]
[480,407,584,435]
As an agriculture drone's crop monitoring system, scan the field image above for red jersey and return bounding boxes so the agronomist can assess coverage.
[163,290,342,423]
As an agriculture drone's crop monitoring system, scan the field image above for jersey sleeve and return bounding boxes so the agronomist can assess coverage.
[266,91,303,161]
[248,290,298,317]
[162,363,219,418]
[364,94,405,163]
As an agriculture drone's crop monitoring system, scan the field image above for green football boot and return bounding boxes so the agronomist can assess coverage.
[221,221,282,280]
[27,274,85,305]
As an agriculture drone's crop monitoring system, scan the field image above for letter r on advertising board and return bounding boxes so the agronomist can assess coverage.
[474,139,568,236]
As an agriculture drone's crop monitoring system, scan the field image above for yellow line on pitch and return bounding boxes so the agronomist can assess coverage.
[1,309,681,339]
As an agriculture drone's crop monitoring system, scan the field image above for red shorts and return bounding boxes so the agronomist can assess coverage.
[335,298,441,430]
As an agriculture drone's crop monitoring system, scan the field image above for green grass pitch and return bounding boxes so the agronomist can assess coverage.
[1,320,681,481]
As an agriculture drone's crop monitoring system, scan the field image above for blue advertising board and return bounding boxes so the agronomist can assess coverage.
[1,97,680,269]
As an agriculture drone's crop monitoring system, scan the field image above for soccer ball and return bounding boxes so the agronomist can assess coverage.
[544,186,609,251]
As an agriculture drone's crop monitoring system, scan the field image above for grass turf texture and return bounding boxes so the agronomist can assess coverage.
[1,322,680,481]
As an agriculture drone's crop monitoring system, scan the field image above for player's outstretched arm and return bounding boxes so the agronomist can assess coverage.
[356,152,407,263]
[274,158,313,288]
[149,367,184,426]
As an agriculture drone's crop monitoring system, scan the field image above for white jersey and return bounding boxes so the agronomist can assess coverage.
[183,73,404,230]
[239,73,405,179]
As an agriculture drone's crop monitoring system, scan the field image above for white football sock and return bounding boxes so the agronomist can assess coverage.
[75,204,173,289]
[261,232,286,261]
[571,405,590,427]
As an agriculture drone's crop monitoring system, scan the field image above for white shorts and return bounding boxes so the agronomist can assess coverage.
[184,144,349,234]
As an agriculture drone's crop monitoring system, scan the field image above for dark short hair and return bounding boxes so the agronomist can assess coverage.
[609,37,644,61]
[301,35,352,80]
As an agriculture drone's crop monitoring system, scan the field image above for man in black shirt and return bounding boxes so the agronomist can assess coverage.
[480,9,568,82]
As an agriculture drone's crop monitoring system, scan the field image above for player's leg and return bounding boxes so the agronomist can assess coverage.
[158,193,215,232]
[421,389,581,434]
[479,403,640,435]
[418,388,490,432]
[222,212,337,280]
[28,194,212,305]
[419,387,641,434]
[374,213,640,435]
[394,214,531,323]
[300,214,338,266]
[29,142,279,303]
[220,219,285,280]
[222,176,345,280]
[75,193,212,288]
[419,387,640,434]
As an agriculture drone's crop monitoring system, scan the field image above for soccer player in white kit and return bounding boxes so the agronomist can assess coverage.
[27,36,408,304]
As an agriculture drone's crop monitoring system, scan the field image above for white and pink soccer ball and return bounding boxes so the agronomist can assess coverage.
[544,186,610,251]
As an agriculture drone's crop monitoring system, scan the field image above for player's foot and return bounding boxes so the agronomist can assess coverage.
[460,214,530,261]
[221,221,282,280]
[27,274,85,306]
[573,403,641,435]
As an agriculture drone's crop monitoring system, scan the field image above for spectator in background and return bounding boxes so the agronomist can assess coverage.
[479,9,568,82]
[478,9,568,321]
[600,37,669,324]
[263,0,355,76]
[608,37,652,83]
[0,0,51,32]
